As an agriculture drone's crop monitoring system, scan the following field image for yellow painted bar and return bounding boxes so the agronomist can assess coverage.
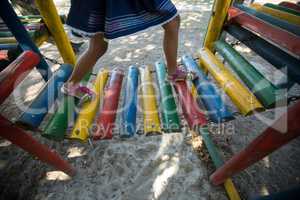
[187,80,198,101]
[203,0,233,50]
[139,66,161,135]
[0,37,16,44]
[224,179,241,200]
[251,3,300,26]
[69,69,109,142]
[199,48,263,115]
[34,0,76,65]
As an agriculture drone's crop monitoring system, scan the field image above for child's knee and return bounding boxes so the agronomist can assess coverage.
[163,15,181,32]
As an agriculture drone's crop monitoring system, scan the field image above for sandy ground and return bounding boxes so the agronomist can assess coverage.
[1,0,300,200]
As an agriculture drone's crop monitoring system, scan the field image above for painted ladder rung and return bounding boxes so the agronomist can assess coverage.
[43,95,78,141]
[43,73,93,141]
[155,61,181,132]
[225,24,300,85]
[264,3,300,16]
[234,3,300,36]
[140,66,161,135]
[121,66,139,138]
[174,81,207,129]
[16,64,73,130]
[68,69,109,142]
[279,2,300,12]
[199,48,263,115]
[182,54,233,122]
[229,6,300,58]
[214,40,282,108]
[93,68,124,140]
[250,3,300,26]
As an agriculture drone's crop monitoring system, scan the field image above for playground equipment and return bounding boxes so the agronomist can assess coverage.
[0,0,76,175]
[1,0,300,198]
[201,0,300,194]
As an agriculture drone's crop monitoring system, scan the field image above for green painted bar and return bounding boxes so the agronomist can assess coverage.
[199,127,224,167]
[214,40,279,108]
[155,61,181,132]
[0,30,35,38]
[42,96,77,141]
[42,73,91,141]
[264,3,300,16]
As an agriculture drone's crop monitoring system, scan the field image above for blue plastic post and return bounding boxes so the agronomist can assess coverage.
[0,0,52,81]
[182,55,233,123]
[17,64,72,129]
[121,66,139,138]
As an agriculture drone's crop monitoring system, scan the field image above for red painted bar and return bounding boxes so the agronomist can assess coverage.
[0,115,75,176]
[279,2,300,12]
[93,68,124,140]
[0,51,40,105]
[210,101,300,185]
[228,7,300,57]
[174,81,207,129]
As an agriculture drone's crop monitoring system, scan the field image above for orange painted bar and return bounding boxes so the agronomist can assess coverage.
[228,7,300,57]
[210,101,300,185]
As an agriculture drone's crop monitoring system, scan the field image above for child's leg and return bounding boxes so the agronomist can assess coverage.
[162,15,180,76]
[68,33,108,85]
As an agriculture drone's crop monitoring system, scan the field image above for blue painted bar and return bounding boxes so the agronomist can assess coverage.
[121,66,139,138]
[225,24,300,85]
[17,64,72,129]
[0,44,18,50]
[0,0,51,80]
[182,55,233,123]
[234,3,300,37]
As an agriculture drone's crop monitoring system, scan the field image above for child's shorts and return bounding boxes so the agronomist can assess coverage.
[67,0,178,39]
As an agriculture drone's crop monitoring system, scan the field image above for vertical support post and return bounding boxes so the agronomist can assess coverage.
[0,115,75,176]
[210,101,300,185]
[34,0,76,65]
[0,0,51,81]
[203,0,233,50]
